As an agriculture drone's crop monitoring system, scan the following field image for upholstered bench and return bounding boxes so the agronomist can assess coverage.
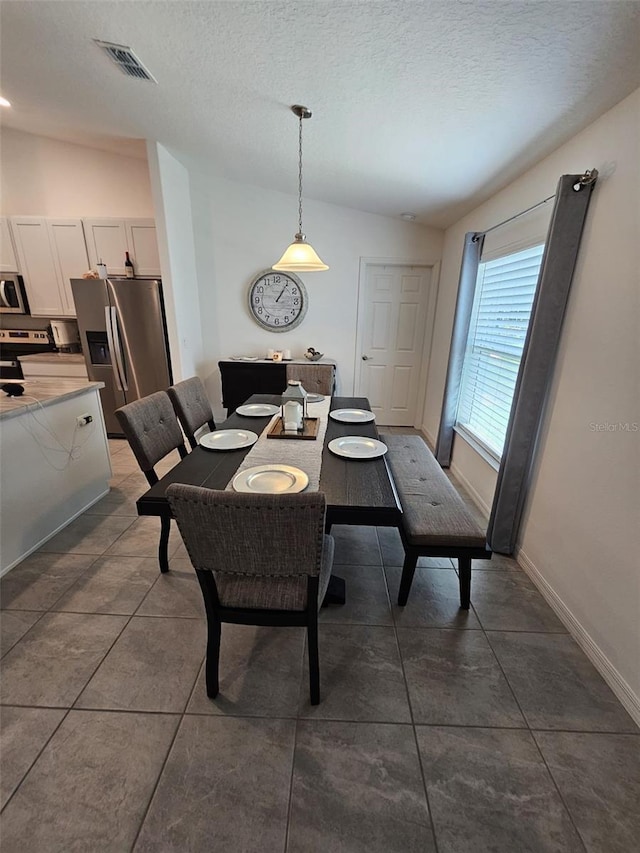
[381,434,491,609]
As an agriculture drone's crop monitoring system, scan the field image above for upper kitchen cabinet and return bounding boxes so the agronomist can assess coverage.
[10,217,89,317]
[84,218,161,277]
[125,220,161,277]
[0,217,19,272]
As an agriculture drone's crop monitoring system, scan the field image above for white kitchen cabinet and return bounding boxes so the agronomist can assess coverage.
[84,219,128,276]
[47,220,90,314]
[125,219,160,276]
[84,218,160,277]
[10,217,88,317]
[0,217,19,272]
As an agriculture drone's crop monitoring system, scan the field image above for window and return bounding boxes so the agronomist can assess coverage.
[455,243,545,459]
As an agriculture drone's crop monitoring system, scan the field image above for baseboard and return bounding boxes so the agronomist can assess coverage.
[449,460,491,519]
[517,547,640,728]
[422,426,437,451]
[0,486,110,578]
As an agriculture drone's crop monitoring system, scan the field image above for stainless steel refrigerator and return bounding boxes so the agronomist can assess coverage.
[71,278,173,436]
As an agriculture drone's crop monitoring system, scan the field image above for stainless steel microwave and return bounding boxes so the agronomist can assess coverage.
[0,275,29,314]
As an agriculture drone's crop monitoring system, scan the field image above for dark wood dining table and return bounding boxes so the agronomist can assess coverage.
[136,394,402,601]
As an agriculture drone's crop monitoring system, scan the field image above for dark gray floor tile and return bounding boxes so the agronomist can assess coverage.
[534,731,640,853]
[53,556,159,615]
[416,726,584,853]
[0,612,127,707]
[134,716,294,852]
[299,624,410,722]
[488,632,637,732]
[136,560,204,618]
[376,526,453,568]
[331,525,381,565]
[76,616,204,713]
[386,567,481,628]
[0,706,66,809]
[320,564,392,625]
[472,570,567,632]
[0,553,97,610]
[187,625,305,717]
[104,516,182,559]
[39,514,135,555]
[1,709,178,852]
[0,610,42,657]
[288,720,435,852]
[397,628,524,727]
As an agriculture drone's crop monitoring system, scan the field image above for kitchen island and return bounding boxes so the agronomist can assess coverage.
[0,379,111,574]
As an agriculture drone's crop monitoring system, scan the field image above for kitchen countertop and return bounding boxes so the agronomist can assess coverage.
[17,353,86,364]
[0,379,104,421]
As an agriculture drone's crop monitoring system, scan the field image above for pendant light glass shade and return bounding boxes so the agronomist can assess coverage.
[273,105,329,272]
[273,234,329,272]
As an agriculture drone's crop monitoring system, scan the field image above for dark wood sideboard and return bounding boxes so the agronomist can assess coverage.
[218,359,336,414]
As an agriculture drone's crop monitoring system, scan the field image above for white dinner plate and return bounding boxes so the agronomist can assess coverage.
[306,393,325,403]
[329,408,375,424]
[235,403,280,417]
[229,356,260,361]
[328,436,388,460]
[199,429,258,451]
[232,464,309,493]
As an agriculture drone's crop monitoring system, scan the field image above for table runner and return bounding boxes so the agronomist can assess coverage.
[225,396,333,491]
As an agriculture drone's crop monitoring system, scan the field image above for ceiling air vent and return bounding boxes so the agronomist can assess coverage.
[94,40,157,82]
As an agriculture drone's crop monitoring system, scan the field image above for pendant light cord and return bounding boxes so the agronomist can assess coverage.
[298,112,304,236]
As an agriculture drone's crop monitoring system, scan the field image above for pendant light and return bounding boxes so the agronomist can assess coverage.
[273,105,329,272]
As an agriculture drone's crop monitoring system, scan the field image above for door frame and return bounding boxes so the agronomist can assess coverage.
[354,257,440,428]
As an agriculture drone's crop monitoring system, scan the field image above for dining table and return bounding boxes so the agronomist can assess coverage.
[136,394,402,603]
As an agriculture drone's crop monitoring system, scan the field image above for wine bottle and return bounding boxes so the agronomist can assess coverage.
[124,251,135,279]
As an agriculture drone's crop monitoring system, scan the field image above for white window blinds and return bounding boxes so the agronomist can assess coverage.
[456,243,545,458]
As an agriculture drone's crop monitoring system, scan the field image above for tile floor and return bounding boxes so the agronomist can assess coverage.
[1,437,638,852]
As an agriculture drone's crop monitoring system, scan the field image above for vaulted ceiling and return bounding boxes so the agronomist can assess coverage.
[1,1,639,226]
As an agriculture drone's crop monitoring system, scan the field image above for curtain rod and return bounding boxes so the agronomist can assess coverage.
[472,169,598,242]
[472,195,555,241]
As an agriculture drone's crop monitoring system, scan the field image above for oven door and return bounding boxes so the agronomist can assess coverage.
[0,276,29,314]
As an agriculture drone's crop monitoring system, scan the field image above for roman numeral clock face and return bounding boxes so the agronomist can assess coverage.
[248,271,308,331]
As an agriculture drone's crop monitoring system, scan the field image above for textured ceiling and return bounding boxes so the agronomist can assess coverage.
[1,0,639,227]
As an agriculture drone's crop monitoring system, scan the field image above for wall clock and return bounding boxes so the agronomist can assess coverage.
[248,270,308,332]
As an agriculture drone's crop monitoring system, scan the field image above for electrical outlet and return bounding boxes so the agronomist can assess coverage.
[76,413,93,428]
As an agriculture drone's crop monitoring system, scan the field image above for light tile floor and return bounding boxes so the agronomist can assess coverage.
[1,437,638,852]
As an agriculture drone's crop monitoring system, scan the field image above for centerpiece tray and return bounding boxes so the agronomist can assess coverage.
[267,417,319,440]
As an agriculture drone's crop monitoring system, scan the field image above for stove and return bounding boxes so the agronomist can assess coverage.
[0,329,55,379]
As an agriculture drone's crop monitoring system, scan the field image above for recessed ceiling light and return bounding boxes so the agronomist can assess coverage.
[0,96,11,108]
[400,212,416,221]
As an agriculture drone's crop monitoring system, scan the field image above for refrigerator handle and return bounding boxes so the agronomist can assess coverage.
[110,306,129,392]
[104,306,123,392]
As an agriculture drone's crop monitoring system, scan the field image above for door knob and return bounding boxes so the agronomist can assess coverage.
[362,355,372,361]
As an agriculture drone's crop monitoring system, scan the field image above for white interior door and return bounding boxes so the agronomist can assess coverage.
[357,264,434,426]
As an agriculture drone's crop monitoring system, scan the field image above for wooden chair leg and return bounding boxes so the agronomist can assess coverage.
[398,552,418,606]
[205,618,221,698]
[307,613,320,705]
[158,516,171,573]
[458,556,471,610]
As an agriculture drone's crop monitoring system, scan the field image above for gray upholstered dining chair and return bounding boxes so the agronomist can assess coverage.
[167,376,216,450]
[286,363,334,395]
[115,391,188,573]
[166,485,335,705]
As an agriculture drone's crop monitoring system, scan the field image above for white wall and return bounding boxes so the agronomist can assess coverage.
[424,89,640,719]
[146,142,203,382]
[0,127,154,217]
[187,169,443,419]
